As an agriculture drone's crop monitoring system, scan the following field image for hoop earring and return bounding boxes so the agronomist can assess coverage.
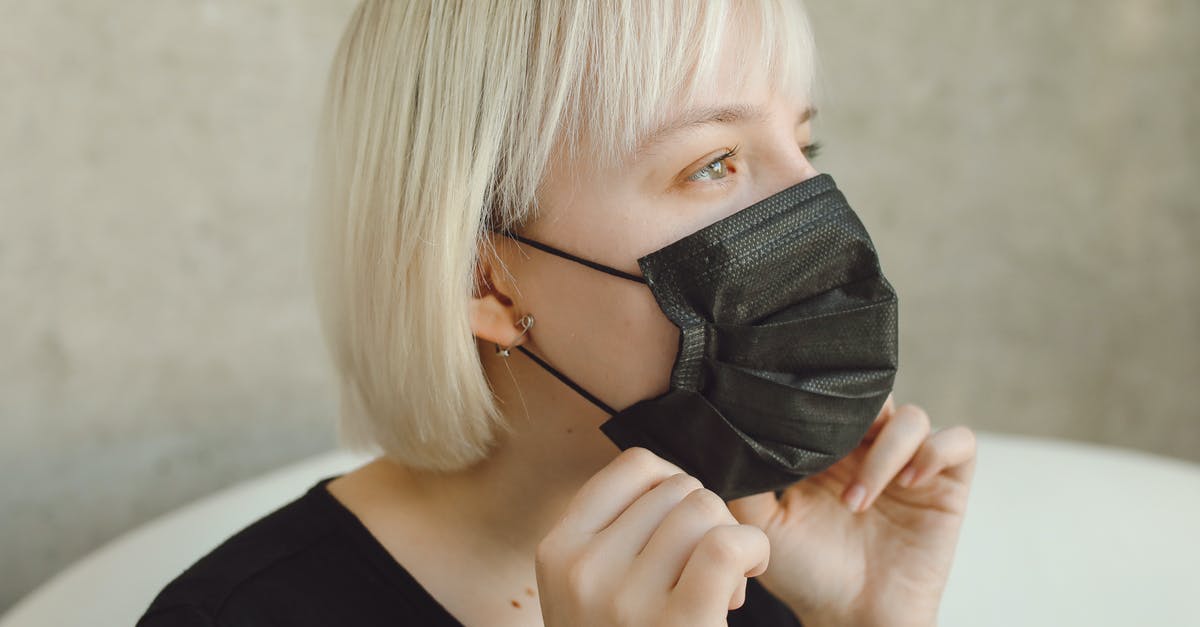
[495,313,535,357]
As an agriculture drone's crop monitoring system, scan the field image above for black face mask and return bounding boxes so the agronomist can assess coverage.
[492,173,899,501]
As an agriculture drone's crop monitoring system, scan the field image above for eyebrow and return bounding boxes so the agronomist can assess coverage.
[635,103,817,155]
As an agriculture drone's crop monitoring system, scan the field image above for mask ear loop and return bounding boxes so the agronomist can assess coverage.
[493,312,618,416]
[491,229,648,285]
[488,229,623,415]
[512,343,617,416]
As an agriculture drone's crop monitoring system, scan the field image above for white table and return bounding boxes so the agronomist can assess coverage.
[2,431,1198,626]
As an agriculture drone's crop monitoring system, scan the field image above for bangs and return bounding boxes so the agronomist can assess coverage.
[490,0,818,231]
[563,0,817,165]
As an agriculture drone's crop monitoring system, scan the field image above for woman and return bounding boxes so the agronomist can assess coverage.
[138,1,976,625]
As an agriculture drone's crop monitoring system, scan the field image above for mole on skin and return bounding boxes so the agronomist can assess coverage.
[511,587,536,609]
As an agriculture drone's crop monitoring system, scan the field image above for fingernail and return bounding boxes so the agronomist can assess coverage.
[898,466,916,487]
[844,483,867,512]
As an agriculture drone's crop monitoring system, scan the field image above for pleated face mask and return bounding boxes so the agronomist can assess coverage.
[492,173,899,501]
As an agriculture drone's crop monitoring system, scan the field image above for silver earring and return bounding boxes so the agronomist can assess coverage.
[495,314,535,357]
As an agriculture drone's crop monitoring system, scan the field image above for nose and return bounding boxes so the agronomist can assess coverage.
[759,139,821,198]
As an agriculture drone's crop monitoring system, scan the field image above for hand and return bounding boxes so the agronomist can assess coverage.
[536,447,772,627]
[727,394,977,627]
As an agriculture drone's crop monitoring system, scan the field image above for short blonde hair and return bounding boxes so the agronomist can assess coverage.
[307,0,818,471]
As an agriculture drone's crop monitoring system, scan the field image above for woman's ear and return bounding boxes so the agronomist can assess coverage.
[470,242,530,350]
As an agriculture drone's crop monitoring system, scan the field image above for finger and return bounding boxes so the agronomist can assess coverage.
[668,524,770,623]
[557,447,685,541]
[861,392,898,444]
[842,403,931,513]
[629,487,738,594]
[727,490,780,528]
[589,472,704,563]
[899,425,978,488]
[730,578,748,611]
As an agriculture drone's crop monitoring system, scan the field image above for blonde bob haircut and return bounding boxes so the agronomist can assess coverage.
[307,0,818,471]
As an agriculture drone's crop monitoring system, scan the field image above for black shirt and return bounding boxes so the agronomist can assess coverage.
[136,475,804,626]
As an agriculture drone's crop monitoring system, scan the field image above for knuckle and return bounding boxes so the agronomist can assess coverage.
[534,534,560,570]
[699,526,746,568]
[681,487,729,520]
[621,447,671,475]
[564,549,603,599]
[664,471,704,494]
[896,404,932,433]
[621,446,656,465]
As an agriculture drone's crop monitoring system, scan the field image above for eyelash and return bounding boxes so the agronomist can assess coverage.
[685,140,824,186]
[685,144,740,183]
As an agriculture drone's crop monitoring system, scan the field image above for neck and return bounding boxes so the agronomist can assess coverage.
[373,338,620,562]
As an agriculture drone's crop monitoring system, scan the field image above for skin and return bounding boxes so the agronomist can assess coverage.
[327,12,977,627]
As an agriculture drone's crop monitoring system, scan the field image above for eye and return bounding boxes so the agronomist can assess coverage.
[686,145,740,182]
[802,140,823,161]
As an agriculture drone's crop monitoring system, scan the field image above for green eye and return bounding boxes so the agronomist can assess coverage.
[687,145,740,182]
[689,158,730,181]
[802,140,823,160]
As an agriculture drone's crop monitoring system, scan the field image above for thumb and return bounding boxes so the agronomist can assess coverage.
[727,491,780,528]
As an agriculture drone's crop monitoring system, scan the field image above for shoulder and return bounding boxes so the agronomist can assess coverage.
[137,603,216,626]
[135,476,353,625]
[136,473,452,626]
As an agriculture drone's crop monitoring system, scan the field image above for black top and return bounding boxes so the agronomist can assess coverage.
[136,475,804,626]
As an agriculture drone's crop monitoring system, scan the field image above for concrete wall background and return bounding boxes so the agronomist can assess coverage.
[2,0,1196,614]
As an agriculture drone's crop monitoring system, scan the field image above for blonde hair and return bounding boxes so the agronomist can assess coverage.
[307,0,818,471]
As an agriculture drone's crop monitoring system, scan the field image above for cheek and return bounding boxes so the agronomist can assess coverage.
[568,286,677,409]
[604,288,680,404]
[521,258,680,408]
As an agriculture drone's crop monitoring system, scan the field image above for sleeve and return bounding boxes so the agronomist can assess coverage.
[135,604,219,627]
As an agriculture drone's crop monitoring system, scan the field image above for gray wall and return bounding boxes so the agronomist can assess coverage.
[803,0,1199,461]
[1,0,1196,614]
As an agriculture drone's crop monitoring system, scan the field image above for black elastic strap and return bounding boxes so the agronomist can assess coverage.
[515,344,617,416]
[493,230,647,284]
